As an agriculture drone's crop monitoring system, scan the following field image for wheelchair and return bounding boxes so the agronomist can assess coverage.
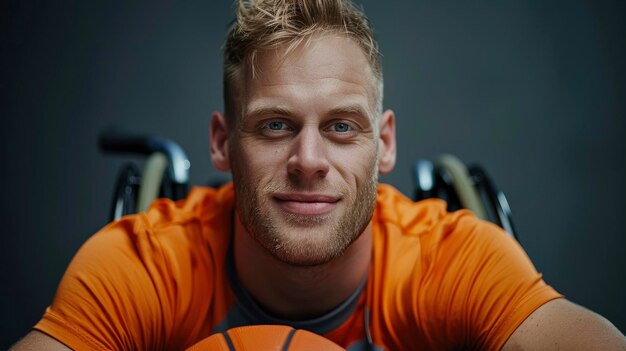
[99,130,518,241]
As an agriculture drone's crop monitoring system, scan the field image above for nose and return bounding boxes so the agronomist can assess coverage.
[287,126,330,180]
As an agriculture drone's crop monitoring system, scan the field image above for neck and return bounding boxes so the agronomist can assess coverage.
[233,214,372,320]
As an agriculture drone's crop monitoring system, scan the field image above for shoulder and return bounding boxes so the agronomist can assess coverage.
[372,184,561,350]
[374,183,481,248]
[142,182,235,230]
[375,183,449,236]
[374,183,531,278]
[34,184,236,350]
[81,183,234,268]
[85,182,235,299]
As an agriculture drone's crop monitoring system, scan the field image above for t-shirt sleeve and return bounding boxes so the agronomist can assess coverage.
[33,217,167,351]
[419,212,563,350]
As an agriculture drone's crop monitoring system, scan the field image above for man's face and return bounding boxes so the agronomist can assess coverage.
[228,34,386,266]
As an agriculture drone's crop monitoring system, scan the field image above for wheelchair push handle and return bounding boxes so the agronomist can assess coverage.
[99,131,155,155]
[98,130,191,186]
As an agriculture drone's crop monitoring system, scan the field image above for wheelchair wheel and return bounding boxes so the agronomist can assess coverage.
[110,163,141,221]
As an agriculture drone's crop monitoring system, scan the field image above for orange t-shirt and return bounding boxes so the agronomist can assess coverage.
[34,183,562,350]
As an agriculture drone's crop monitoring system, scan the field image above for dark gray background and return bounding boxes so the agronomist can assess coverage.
[1,0,624,348]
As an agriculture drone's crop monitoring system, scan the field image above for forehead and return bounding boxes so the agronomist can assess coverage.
[243,34,377,119]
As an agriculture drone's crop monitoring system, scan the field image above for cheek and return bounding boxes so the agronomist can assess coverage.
[233,140,290,180]
[330,143,378,182]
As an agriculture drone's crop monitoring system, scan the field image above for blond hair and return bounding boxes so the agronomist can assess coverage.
[223,0,383,121]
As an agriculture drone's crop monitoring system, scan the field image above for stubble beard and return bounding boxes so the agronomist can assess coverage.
[232,162,379,267]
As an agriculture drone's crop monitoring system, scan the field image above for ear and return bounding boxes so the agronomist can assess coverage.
[209,111,231,172]
[378,109,397,174]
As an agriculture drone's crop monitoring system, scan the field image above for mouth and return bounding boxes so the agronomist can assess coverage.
[273,193,340,216]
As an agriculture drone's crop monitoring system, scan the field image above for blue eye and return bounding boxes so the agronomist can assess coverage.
[267,121,285,130]
[333,123,352,133]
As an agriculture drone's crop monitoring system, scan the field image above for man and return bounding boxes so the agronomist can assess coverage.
[12,0,626,350]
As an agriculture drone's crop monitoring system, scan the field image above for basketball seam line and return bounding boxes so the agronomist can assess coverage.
[223,331,236,351]
[282,328,298,351]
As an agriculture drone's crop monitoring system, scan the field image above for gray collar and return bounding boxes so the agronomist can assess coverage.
[225,235,367,335]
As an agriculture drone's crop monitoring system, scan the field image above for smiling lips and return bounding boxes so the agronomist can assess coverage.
[273,193,340,216]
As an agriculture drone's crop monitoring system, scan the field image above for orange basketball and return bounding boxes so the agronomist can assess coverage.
[187,325,345,351]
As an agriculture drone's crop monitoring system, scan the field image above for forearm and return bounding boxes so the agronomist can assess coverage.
[10,330,72,351]
[503,299,626,350]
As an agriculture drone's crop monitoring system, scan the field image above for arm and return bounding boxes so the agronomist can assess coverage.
[16,218,168,351]
[11,331,72,351]
[502,298,626,350]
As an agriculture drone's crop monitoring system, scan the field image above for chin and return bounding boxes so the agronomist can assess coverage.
[281,213,334,227]
[261,226,359,267]
[268,247,341,267]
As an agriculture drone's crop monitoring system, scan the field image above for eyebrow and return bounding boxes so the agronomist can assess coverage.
[245,104,372,121]
[245,106,293,119]
[326,105,372,120]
